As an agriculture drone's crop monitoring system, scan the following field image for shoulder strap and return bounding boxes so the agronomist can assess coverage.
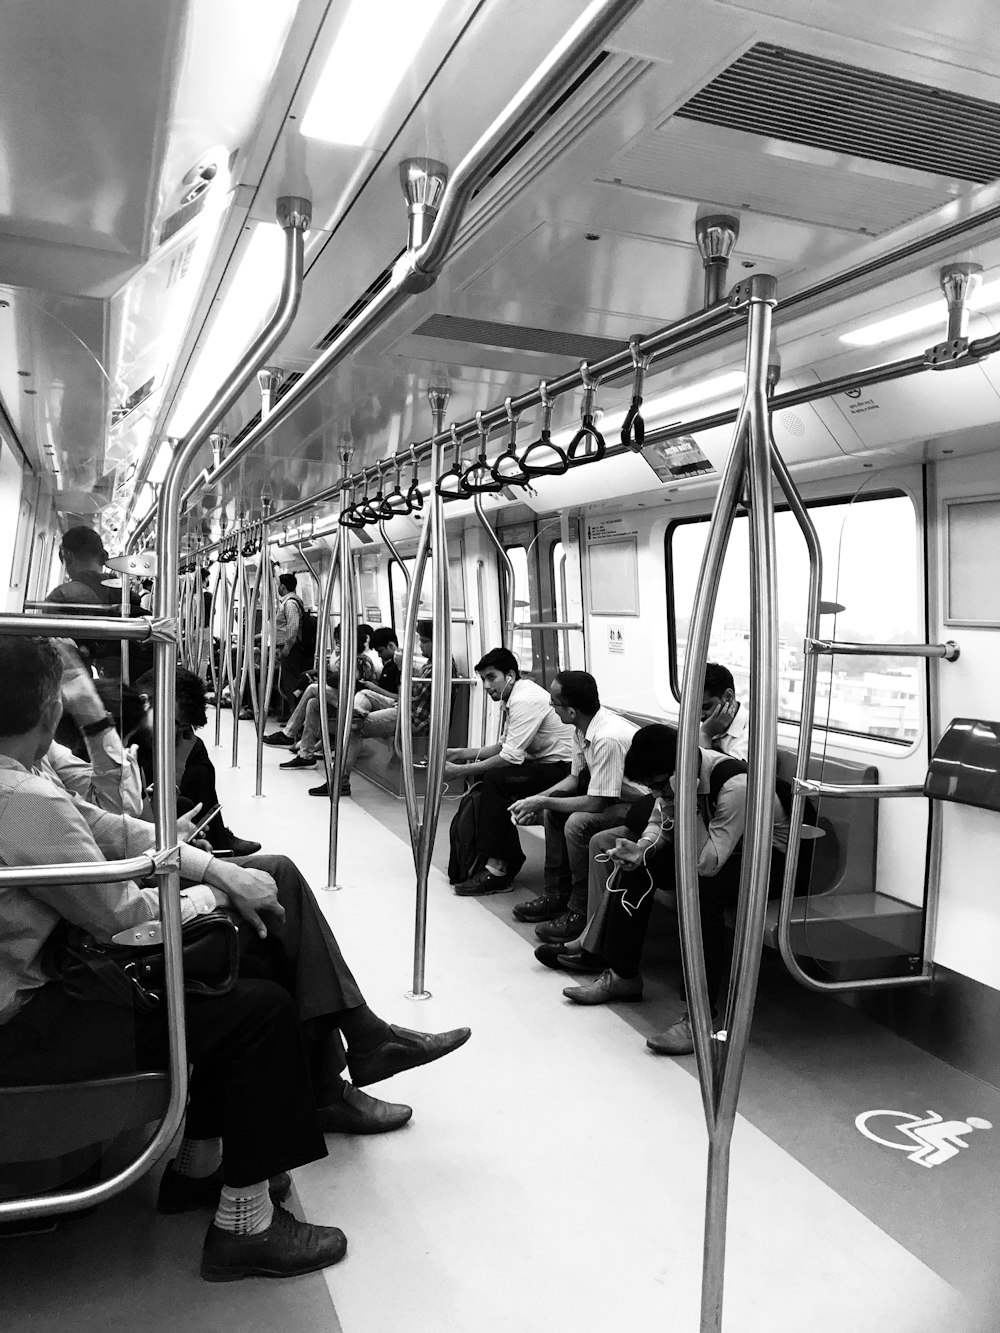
[707,757,748,815]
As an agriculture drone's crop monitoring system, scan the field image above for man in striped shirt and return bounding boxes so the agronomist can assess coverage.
[508,671,645,943]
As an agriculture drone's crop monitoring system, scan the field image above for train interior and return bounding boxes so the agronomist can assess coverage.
[2,1,1000,1329]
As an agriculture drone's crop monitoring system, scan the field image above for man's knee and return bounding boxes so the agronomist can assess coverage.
[589,826,624,858]
[564,810,601,847]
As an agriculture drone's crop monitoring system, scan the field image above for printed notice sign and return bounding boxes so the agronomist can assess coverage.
[364,605,382,624]
[587,516,638,543]
[608,624,625,654]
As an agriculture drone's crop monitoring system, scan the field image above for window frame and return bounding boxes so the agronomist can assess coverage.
[663,488,922,748]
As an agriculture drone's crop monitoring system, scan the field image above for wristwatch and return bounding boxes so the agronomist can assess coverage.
[80,713,115,737]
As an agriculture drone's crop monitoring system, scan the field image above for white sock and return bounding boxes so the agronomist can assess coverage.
[174,1136,222,1178]
[213,1182,274,1235]
[485,859,506,876]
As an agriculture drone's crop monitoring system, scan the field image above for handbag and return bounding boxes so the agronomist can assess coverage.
[54,912,240,1014]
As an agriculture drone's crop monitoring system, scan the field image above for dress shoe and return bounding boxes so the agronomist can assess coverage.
[646,1013,695,1056]
[347,1024,471,1088]
[556,948,605,974]
[280,754,317,769]
[158,1164,291,1215]
[200,1203,347,1282]
[562,969,644,1006]
[316,1084,412,1134]
[263,731,294,747]
[454,868,513,896]
[512,894,568,923]
[214,829,262,857]
[534,910,587,944]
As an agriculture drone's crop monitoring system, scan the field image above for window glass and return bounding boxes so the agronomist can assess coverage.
[668,492,922,744]
[505,544,536,677]
[551,540,586,671]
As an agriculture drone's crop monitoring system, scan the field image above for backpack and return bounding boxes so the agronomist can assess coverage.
[288,595,317,662]
[448,784,483,884]
[708,757,818,890]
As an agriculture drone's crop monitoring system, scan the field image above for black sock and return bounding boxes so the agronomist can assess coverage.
[337,1004,392,1053]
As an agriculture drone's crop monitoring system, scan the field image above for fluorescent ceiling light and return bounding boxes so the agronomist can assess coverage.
[167,223,285,438]
[301,0,448,146]
[147,440,175,485]
[134,483,156,523]
[840,278,1000,347]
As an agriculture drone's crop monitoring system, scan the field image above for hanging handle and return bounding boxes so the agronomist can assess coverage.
[383,454,411,515]
[436,425,472,499]
[520,380,569,477]
[621,335,651,451]
[463,410,504,493]
[405,446,425,512]
[491,396,531,485]
[566,362,606,467]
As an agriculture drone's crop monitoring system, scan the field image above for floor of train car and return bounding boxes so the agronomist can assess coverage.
[5,715,998,1333]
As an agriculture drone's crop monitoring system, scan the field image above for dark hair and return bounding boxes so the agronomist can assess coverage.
[370,627,398,650]
[279,573,297,593]
[623,724,678,784]
[94,679,149,743]
[358,623,374,646]
[135,667,209,730]
[553,670,599,715]
[475,647,519,677]
[416,619,434,641]
[0,636,63,737]
[60,525,107,564]
[704,662,735,696]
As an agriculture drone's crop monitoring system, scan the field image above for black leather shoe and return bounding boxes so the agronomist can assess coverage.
[158,1163,291,1215]
[534,910,587,944]
[454,869,513,896]
[348,1024,471,1088]
[263,731,294,747]
[534,943,573,971]
[216,830,262,857]
[200,1203,347,1282]
[316,1084,412,1134]
[557,948,605,974]
[512,894,568,923]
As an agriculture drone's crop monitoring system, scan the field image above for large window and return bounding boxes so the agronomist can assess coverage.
[666,491,922,744]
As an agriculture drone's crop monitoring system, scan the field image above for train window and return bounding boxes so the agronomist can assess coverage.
[506,545,537,677]
[388,554,466,670]
[666,491,923,744]
[551,539,586,671]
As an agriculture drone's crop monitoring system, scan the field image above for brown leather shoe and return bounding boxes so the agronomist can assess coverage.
[316,1084,412,1134]
[200,1203,347,1282]
[347,1024,471,1087]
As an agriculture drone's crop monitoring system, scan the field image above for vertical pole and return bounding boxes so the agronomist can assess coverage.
[254,367,282,798]
[323,443,356,891]
[231,519,247,767]
[695,215,739,308]
[120,569,130,682]
[407,383,451,1000]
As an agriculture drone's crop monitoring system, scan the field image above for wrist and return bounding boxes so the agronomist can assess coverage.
[80,712,115,737]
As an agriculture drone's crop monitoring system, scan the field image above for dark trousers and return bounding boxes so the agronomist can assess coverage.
[477,761,571,868]
[596,846,786,1004]
[279,649,309,721]
[0,855,364,1186]
[179,738,227,850]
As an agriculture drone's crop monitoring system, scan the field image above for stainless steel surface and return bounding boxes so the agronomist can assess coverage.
[795,780,926,799]
[325,445,357,892]
[400,158,449,252]
[0,853,158,887]
[230,537,248,769]
[512,621,584,631]
[695,214,740,309]
[474,494,516,649]
[940,262,983,344]
[674,274,778,1333]
[806,638,961,660]
[0,613,166,641]
[315,540,340,835]
[255,499,277,800]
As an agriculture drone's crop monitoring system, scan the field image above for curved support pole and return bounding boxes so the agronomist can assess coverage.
[208,563,226,747]
[316,544,341,787]
[399,481,433,842]
[472,492,515,650]
[243,553,264,723]
[673,275,777,1333]
[323,449,357,891]
[120,570,131,682]
[254,500,276,799]
[230,540,249,768]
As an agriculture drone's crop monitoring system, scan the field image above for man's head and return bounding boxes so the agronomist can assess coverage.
[0,636,65,759]
[416,619,434,660]
[475,647,519,703]
[358,623,374,650]
[278,573,297,597]
[550,671,599,728]
[135,667,209,738]
[370,627,398,663]
[59,526,107,579]
[623,724,678,796]
[702,662,736,722]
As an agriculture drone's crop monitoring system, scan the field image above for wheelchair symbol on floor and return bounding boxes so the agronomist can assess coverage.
[855,1109,991,1168]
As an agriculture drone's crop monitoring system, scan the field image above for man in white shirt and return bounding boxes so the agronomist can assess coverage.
[700,662,748,760]
[445,648,573,896]
[507,671,645,942]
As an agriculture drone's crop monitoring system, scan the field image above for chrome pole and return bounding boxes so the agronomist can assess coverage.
[399,477,433,841]
[409,383,451,1000]
[120,567,130,681]
[673,273,776,1333]
[315,540,341,798]
[230,522,247,768]
[207,559,224,745]
[255,494,276,798]
[472,493,515,649]
[324,442,356,892]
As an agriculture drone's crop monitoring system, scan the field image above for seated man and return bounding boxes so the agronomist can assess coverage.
[43,526,125,677]
[700,661,749,760]
[507,670,646,940]
[447,649,574,896]
[557,723,789,1058]
[0,635,471,1280]
[136,667,261,856]
[265,626,376,769]
[366,627,402,697]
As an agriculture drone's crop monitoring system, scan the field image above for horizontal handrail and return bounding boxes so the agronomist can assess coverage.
[795,779,925,799]
[0,853,161,887]
[0,613,172,642]
[23,601,124,614]
[806,638,960,660]
[512,620,584,631]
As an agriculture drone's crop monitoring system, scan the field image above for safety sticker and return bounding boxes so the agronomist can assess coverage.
[855,1108,991,1168]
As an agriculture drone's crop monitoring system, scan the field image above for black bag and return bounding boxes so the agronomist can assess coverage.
[289,595,317,663]
[448,784,483,884]
[56,912,240,1015]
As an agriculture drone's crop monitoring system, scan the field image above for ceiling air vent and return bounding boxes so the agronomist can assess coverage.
[412,313,621,362]
[314,252,406,351]
[676,43,1000,184]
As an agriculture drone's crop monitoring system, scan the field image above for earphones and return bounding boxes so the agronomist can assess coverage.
[596,799,674,917]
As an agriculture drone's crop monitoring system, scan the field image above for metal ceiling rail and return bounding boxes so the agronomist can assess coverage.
[129,0,649,537]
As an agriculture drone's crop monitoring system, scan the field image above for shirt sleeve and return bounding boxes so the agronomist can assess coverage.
[284,597,301,645]
[46,736,145,818]
[639,796,674,852]
[698,774,747,875]
[584,735,628,798]
[499,694,550,765]
[68,792,215,885]
[717,723,750,761]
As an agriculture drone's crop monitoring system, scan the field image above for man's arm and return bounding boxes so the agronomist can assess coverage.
[509,773,611,821]
[697,775,747,875]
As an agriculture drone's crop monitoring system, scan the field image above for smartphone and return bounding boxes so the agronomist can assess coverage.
[185,803,222,841]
